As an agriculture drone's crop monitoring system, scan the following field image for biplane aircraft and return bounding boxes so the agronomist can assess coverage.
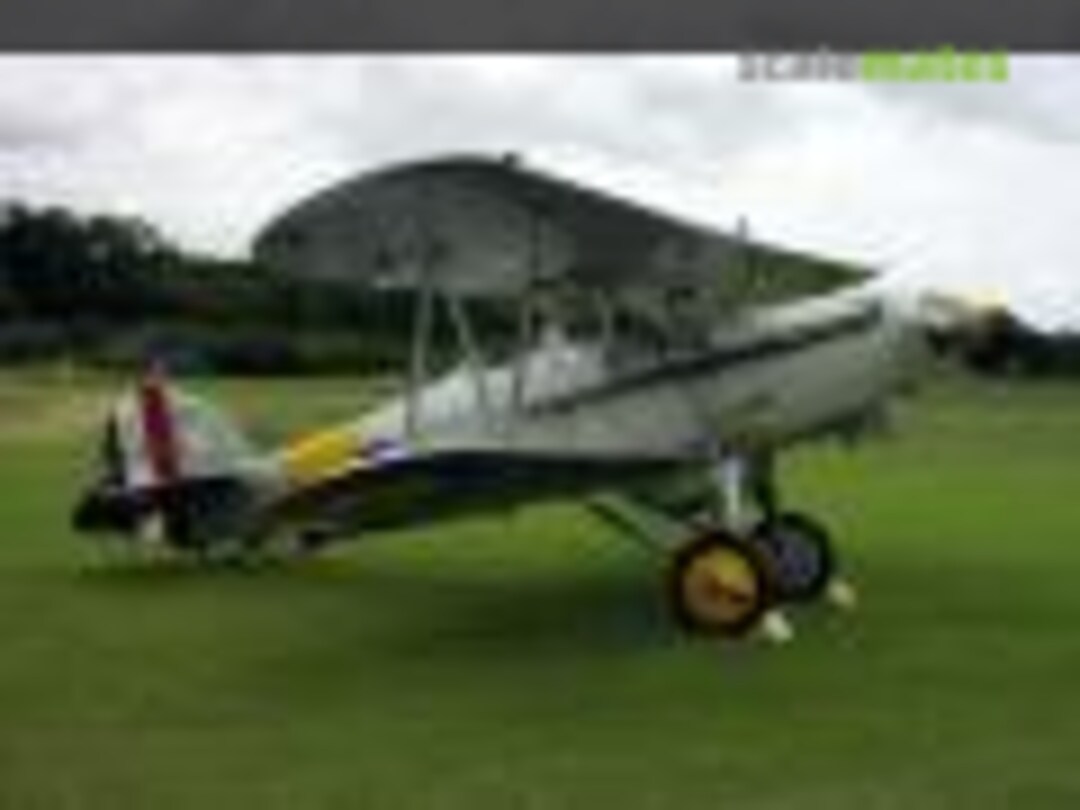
[72,153,1009,640]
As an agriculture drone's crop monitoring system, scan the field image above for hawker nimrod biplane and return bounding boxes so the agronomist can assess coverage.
[72,154,1006,641]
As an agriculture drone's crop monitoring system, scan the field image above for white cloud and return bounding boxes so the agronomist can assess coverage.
[0,54,1078,326]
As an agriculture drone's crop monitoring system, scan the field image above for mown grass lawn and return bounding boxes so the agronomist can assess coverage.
[1,369,1080,809]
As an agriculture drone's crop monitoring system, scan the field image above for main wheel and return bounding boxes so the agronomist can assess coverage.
[751,512,835,602]
[667,530,774,637]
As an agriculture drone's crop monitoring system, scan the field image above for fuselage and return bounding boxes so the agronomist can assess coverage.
[352,283,929,465]
[260,283,933,536]
[73,282,937,546]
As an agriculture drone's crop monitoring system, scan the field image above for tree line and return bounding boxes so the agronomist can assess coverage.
[0,199,1076,378]
[0,201,443,374]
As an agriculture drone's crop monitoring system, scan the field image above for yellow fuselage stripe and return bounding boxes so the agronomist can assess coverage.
[278,425,361,488]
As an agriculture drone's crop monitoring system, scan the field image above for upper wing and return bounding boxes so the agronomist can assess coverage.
[253,154,871,307]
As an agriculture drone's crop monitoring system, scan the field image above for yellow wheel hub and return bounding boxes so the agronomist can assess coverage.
[680,544,762,628]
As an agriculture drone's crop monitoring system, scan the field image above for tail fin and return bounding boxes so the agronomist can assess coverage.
[73,365,261,549]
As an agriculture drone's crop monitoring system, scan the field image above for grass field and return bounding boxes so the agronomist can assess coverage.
[2,368,1080,809]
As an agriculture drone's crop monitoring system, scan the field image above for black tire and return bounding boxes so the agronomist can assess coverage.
[667,530,774,637]
[751,512,836,603]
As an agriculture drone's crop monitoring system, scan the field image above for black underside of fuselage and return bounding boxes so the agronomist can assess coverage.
[272,450,686,536]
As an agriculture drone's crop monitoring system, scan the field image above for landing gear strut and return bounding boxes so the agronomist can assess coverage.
[739,452,855,611]
[667,452,806,640]
[618,450,855,641]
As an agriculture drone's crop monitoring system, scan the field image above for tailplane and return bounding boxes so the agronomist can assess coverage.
[72,363,263,551]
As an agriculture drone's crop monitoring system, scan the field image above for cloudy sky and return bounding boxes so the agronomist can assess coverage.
[0,55,1078,325]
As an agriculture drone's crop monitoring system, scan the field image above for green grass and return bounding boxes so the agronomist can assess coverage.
[1,370,1080,809]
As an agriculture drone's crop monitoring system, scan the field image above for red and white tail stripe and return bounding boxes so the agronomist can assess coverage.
[136,362,182,489]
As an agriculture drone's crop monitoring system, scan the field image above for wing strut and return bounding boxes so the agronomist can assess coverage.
[401,193,499,444]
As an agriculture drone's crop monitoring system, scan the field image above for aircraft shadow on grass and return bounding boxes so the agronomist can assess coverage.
[71,543,677,660]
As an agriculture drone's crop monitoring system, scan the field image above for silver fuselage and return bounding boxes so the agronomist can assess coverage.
[356,284,928,464]
[72,282,938,545]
